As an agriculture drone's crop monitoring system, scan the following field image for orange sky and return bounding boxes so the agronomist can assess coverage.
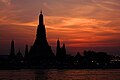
[0,0,120,55]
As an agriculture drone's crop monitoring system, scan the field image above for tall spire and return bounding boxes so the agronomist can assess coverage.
[39,10,44,25]
[37,10,47,41]
[28,10,55,66]
[61,43,66,56]
[56,39,61,58]
[10,40,15,57]
[57,39,60,48]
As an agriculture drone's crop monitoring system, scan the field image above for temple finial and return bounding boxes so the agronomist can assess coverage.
[40,10,42,14]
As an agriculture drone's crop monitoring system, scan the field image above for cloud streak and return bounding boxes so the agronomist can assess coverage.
[0,0,120,55]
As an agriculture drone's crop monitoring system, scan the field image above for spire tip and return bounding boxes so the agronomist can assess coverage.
[40,10,42,14]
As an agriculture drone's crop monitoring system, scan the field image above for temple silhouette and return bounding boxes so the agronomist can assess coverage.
[0,11,120,69]
[25,11,55,66]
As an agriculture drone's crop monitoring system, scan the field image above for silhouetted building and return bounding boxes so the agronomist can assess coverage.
[0,11,119,69]
[0,55,9,67]
[61,43,66,57]
[56,39,66,64]
[8,40,17,66]
[26,11,55,66]
[25,44,28,57]
[56,39,61,61]
[10,40,15,58]
[16,50,23,63]
[74,52,82,63]
[9,40,16,62]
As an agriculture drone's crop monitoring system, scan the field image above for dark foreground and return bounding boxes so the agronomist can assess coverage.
[0,69,120,80]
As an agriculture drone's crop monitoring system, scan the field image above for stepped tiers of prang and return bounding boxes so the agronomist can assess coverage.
[1,11,119,69]
[7,11,67,68]
[17,11,66,68]
[25,11,55,66]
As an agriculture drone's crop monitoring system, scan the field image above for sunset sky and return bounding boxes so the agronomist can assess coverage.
[0,0,120,55]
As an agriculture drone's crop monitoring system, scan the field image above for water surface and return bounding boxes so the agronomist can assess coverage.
[0,69,120,80]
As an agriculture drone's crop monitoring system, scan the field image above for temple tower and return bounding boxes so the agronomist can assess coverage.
[27,11,55,65]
